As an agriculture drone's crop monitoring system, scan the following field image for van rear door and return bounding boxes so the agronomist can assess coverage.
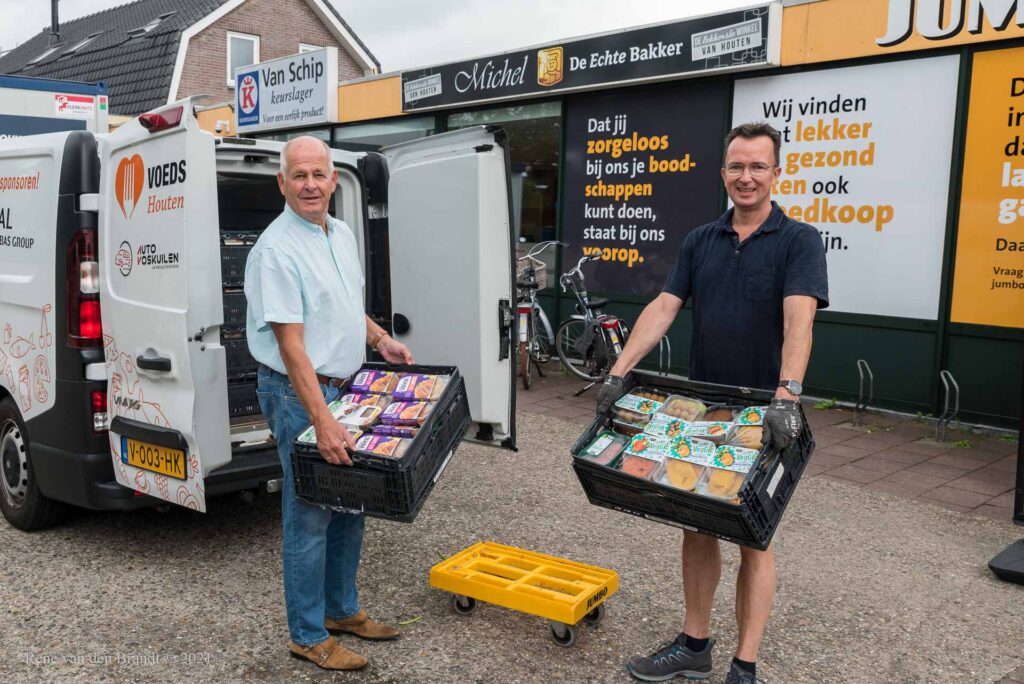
[382,127,516,448]
[97,102,229,511]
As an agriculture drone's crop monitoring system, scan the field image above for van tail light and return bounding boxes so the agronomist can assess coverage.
[91,389,108,433]
[67,230,102,347]
[139,106,183,133]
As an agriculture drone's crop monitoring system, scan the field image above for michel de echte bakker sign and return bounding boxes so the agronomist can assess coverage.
[400,4,781,111]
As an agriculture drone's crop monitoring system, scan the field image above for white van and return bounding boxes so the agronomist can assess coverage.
[0,101,517,530]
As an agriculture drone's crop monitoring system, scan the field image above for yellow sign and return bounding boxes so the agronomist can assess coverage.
[782,0,1024,65]
[537,47,564,87]
[950,47,1024,329]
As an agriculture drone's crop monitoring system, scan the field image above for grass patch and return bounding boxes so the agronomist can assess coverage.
[814,398,838,410]
[999,433,1019,443]
[951,439,971,449]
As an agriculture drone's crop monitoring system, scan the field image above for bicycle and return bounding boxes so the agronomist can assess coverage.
[516,240,562,389]
[554,255,630,395]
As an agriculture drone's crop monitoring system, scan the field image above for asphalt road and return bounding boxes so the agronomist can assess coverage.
[1,411,1022,683]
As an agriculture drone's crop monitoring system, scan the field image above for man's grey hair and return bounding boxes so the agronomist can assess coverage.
[279,135,332,174]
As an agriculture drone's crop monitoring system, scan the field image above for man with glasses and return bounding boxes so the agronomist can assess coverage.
[597,123,828,683]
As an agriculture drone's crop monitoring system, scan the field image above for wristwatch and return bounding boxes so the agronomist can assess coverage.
[778,379,803,396]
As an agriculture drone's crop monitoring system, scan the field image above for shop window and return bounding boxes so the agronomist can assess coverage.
[447,102,562,247]
[227,32,260,87]
[333,117,437,152]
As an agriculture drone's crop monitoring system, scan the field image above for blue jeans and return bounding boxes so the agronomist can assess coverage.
[257,365,365,646]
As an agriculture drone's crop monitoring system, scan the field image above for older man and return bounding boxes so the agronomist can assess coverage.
[598,123,828,683]
[245,136,413,670]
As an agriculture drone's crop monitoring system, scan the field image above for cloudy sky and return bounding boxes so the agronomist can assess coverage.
[0,0,753,71]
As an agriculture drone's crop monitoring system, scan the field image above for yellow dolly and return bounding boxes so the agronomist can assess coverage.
[430,541,618,647]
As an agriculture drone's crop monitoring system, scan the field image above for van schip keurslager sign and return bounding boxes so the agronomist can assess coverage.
[235,47,339,133]
[400,5,781,111]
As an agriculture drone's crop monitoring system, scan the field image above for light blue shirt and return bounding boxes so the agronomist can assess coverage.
[244,203,366,378]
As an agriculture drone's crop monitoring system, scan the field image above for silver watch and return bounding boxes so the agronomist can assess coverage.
[778,379,803,396]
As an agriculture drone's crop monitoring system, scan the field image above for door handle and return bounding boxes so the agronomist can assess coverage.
[136,355,171,372]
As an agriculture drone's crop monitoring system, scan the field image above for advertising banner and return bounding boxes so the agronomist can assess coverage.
[235,47,339,134]
[950,47,1024,329]
[732,55,960,320]
[401,5,780,111]
[782,0,1024,66]
[561,80,729,295]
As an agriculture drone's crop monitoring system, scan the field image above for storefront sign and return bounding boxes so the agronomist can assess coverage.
[401,5,780,111]
[783,0,1024,65]
[235,47,338,134]
[561,81,729,294]
[732,55,960,320]
[950,47,1024,329]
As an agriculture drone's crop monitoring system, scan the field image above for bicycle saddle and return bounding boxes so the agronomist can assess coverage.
[517,281,540,289]
[585,297,608,309]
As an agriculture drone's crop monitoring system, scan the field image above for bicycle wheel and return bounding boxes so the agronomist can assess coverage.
[520,315,533,389]
[555,319,605,382]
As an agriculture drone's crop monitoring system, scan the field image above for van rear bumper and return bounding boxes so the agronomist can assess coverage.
[31,442,283,511]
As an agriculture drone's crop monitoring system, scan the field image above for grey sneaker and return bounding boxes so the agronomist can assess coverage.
[724,662,757,683]
[626,635,715,681]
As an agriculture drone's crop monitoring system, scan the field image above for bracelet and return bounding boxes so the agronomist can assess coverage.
[370,330,387,351]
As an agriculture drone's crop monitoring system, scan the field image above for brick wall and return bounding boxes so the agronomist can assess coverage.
[176,0,370,104]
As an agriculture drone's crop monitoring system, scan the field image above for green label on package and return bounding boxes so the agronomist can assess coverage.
[669,437,717,464]
[684,422,732,440]
[735,406,766,425]
[643,414,688,439]
[584,433,616,457]
[614,394,663,415]
[626,434,673,460]
[712,445,759,473]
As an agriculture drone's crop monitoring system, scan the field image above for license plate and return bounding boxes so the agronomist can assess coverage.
[121,437,187,480]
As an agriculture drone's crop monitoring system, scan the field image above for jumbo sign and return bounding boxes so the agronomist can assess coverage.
[878,0,1024,46]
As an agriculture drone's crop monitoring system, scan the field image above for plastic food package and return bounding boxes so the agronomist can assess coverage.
[735,406,767,426]
[338,404,383,429]
[626,434,676,460]
[355,434,410,458]
[704,407,739,422]
[643,414,688,440]
[683,421,733,445]
[579,431,627,466]
[296,424,362,446]
[712,445,760,473]
[429,376,450,400]
[663,459,705,491]
[658,395,708,421]
[700,467,746,500]
[611,418,644,436]
[613,392,664,425]
[620,453,660,480]
[350,370,398,394]
[393,374,447,401]
[340,392,393,409]
[380,400,434,426]
[670,436,717,463]
[730,425,763,450]
[372,424,420,438]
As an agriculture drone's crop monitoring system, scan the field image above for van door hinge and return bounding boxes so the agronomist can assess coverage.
[79,193,99,212]
[498,299,512,361]
[368,204,388,219]
[474,144,494,153]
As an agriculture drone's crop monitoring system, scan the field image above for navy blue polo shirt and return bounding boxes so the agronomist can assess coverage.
[663,202,828,391]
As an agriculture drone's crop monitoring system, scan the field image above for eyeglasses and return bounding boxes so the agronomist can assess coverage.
[724,163,776,178]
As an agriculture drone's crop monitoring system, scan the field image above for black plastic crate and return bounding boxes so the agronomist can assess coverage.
[570,371,815,550]
[223,332,258,378]
[291,364,471,523]
[228,379,260,417]
[221,244,254,286]
[223,290,247,327]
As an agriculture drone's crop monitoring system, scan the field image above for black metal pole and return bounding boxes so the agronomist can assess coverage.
[49,0,60,46]
[987,355,1024,583]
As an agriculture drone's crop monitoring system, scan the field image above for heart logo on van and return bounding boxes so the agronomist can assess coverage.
[114,155,145,220]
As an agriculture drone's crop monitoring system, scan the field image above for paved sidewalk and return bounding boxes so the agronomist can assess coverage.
[516,363,1021,521]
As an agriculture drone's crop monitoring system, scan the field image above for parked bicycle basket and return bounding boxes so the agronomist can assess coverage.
[518,256,548,289]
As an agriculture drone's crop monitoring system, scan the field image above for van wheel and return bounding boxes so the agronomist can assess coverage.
[0,398,65,530]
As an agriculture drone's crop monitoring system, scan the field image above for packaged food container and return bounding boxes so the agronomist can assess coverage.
[380,400,435,426]
[355,434,410,458]
[730,425,764,450]
[670,436,717,463]
[643,414,688,440]
[296,424,362,445]
[683,421,733,445]
[579,431,627,466]
[429,376,450,400]
[698,467,747,501]
[735,406,767,426]
[372,424,420,438]
[661,458,706,491]
[338,404,383,429]
[704,405,741,422]
[712,445,760,472]
[611,418,645,436]
[658,395,708,421]
[619,453,661,480]
[350,370,398,394]
[340,392,393,409]
[625,434,676,460]
[393,374,443,401]
[613,392,664,424]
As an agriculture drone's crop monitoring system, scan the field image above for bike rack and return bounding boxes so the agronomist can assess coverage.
[657,336,671,375]
[854,359,874,426]
[935,370,960,443]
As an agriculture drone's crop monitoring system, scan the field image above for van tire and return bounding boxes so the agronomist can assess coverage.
[0,398,66,530]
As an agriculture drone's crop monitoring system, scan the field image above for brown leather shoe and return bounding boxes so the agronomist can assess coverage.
[325,609,400,641]
[287,636,368,670]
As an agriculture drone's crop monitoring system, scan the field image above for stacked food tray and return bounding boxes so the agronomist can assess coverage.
[219,231,261,417]
[571,371,814,550]
[291,363,471,522]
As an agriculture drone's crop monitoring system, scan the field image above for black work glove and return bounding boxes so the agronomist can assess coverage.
[596,375,627,416]
[761,398,803,451]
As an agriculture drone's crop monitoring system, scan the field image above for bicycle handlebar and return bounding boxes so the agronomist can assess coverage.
[518,240,568,262]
